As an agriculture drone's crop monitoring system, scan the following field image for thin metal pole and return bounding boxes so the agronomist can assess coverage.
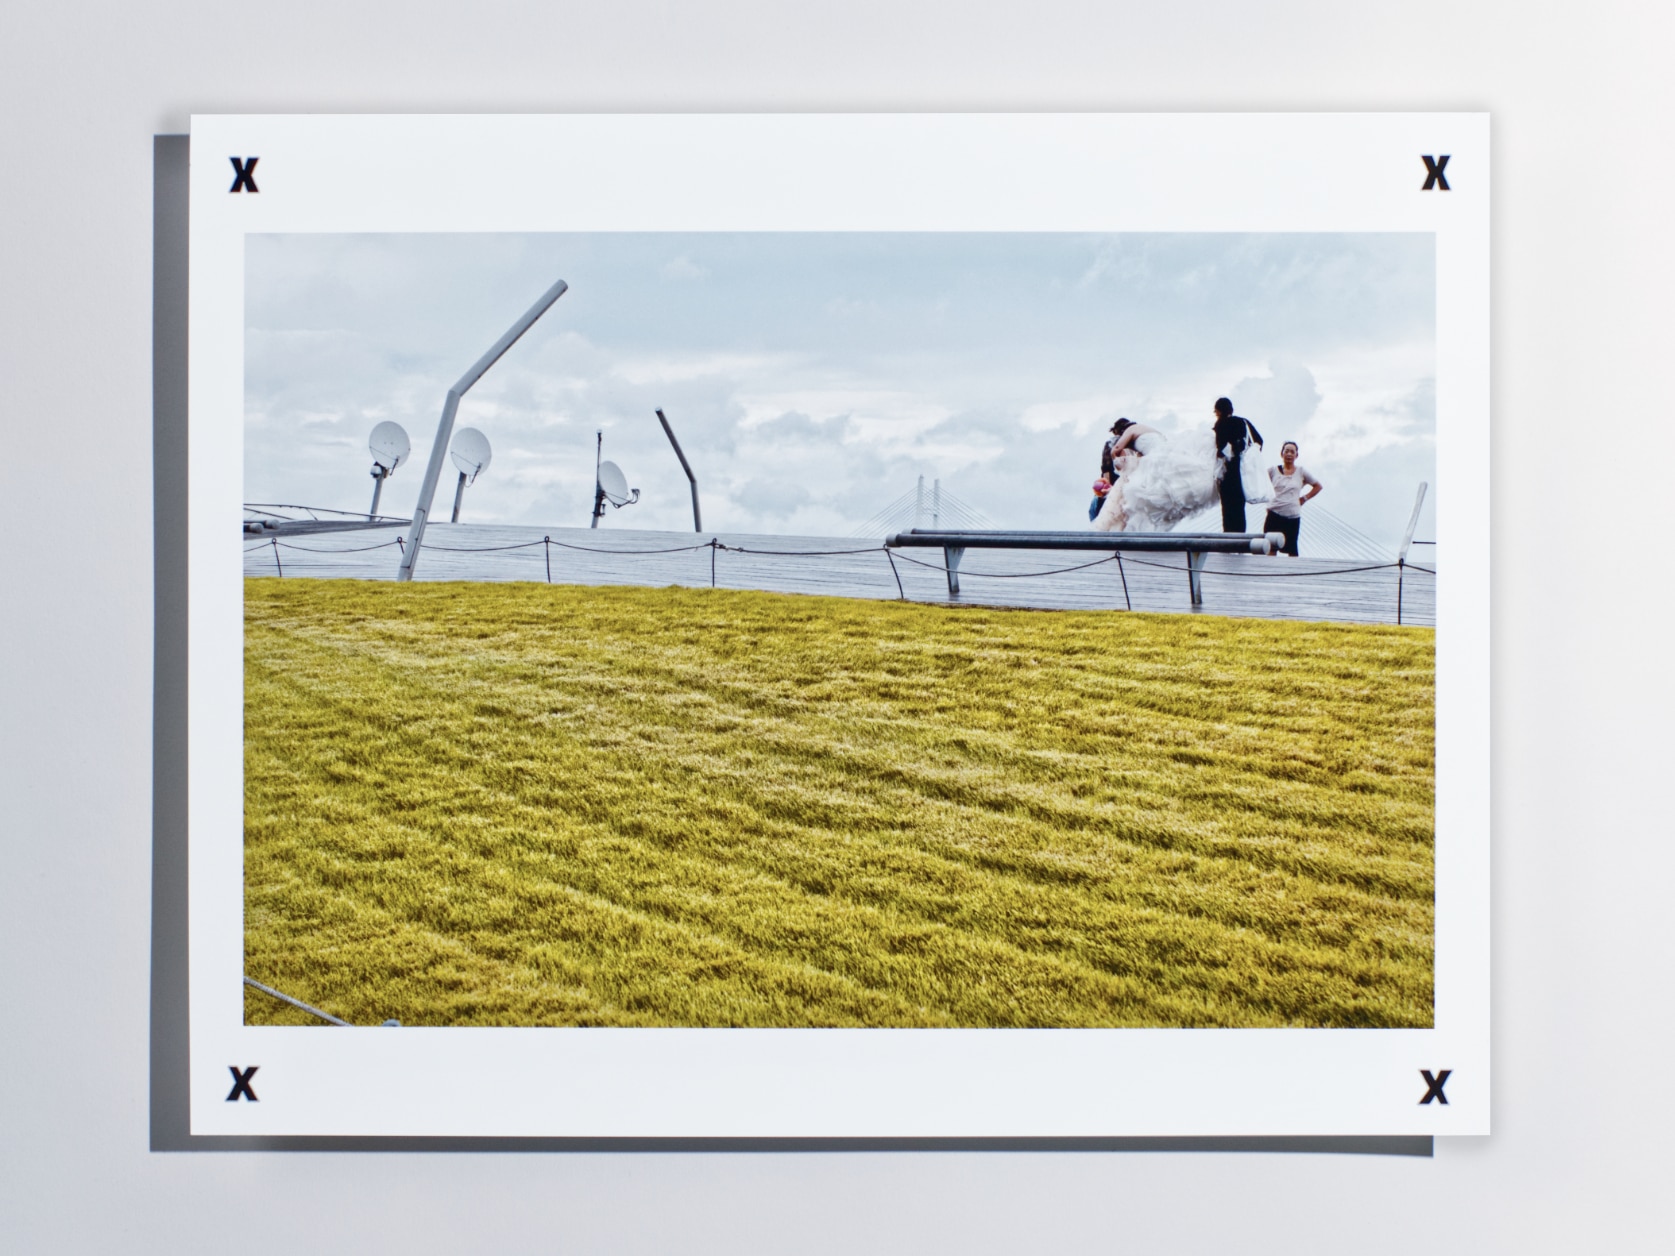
[710,538,717,587]
[591,430,604,529]
[1396,482,1426,626]
[369,466,386,517]
[656,409,703,532]
[450,470,468,523]
[270,537,282,577]
[1115,551,1131,611]
[243,976,349,1026]
[396,278,567,581]
[544,536,552,583]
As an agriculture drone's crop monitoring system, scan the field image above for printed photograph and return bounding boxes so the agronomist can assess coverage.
[242,231,1437,1029]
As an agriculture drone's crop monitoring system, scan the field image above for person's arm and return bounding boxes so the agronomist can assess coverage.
[1110,428,1140,456]
[1300,468,1322,504]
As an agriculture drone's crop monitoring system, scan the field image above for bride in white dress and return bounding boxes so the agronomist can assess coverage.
[1092,418,1267,532]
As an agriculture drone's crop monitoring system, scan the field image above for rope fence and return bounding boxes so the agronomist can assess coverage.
[244,531,1436,625]
[889,549,1129,579]
[1113,553,1419,580]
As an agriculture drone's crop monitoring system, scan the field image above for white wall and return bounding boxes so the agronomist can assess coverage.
[2,2,1670,1251]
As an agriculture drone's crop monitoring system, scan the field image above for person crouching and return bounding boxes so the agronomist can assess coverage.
[1088,419,1128,522]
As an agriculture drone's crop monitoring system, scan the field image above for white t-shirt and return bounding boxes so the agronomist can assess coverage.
[1266,464,1320,518]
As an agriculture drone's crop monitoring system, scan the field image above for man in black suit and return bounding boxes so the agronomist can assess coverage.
[1212,397,1264,533]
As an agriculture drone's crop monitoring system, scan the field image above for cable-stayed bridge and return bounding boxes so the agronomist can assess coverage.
[850,477,994,539]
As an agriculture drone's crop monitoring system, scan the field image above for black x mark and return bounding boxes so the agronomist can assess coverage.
[226,1065,260,1102]
[229,156,260,194]
[1419,1068,1451,1105]
[1421,155,1450,191]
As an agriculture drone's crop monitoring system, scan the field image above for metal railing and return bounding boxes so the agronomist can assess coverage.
[245,529,1435,626]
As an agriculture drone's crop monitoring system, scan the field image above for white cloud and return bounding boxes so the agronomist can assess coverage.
[245,232,1435,540]
[1018,397,1128,435]
[659,255,708,281]
[611,351,795,387]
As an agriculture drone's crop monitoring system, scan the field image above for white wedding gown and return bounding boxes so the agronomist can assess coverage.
[1092,429,1271,532]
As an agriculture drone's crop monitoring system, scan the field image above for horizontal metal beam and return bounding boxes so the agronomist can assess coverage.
[243,518,408,537]
[886,529,1280,555]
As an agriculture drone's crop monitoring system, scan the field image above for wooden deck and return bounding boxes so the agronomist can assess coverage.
[243,523,1435,627]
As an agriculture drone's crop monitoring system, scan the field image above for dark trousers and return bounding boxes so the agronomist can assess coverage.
[1219,452,1247,532]
[1263,510,1301,556]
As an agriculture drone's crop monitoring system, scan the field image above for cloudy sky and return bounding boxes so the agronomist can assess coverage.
[245,232,1436,544]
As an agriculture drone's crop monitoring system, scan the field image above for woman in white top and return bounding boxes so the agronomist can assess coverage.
[1263,441,1322,556]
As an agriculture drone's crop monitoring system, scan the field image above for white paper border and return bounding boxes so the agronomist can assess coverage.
[188,113,1489,1137]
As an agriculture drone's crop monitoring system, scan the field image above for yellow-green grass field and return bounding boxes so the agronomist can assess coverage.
[244,578,1434,1029]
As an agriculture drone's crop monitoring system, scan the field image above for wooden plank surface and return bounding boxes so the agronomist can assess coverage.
[243,524,1435,627]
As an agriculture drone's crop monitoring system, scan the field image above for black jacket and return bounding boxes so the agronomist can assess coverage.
[1213,413,1264,458]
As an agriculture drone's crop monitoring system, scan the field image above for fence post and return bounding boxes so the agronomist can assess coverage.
[1395,481,1427,627]
[884,547,906,600]
[1114,551,1131,611]
[270,537,283,578]
[710,538,717,588]
[544,536,552,584]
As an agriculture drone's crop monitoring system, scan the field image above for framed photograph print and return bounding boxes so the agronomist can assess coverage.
[181,112,1488,1139]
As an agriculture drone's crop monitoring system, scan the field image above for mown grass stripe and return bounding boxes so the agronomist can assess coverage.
[246,580,1433,1028]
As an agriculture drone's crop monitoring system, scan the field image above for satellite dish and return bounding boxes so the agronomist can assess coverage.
[599,460,639,507]
[368,421,410,472]
[366,421,412,516]
[589,433,640,528]
[450,427,493,485]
